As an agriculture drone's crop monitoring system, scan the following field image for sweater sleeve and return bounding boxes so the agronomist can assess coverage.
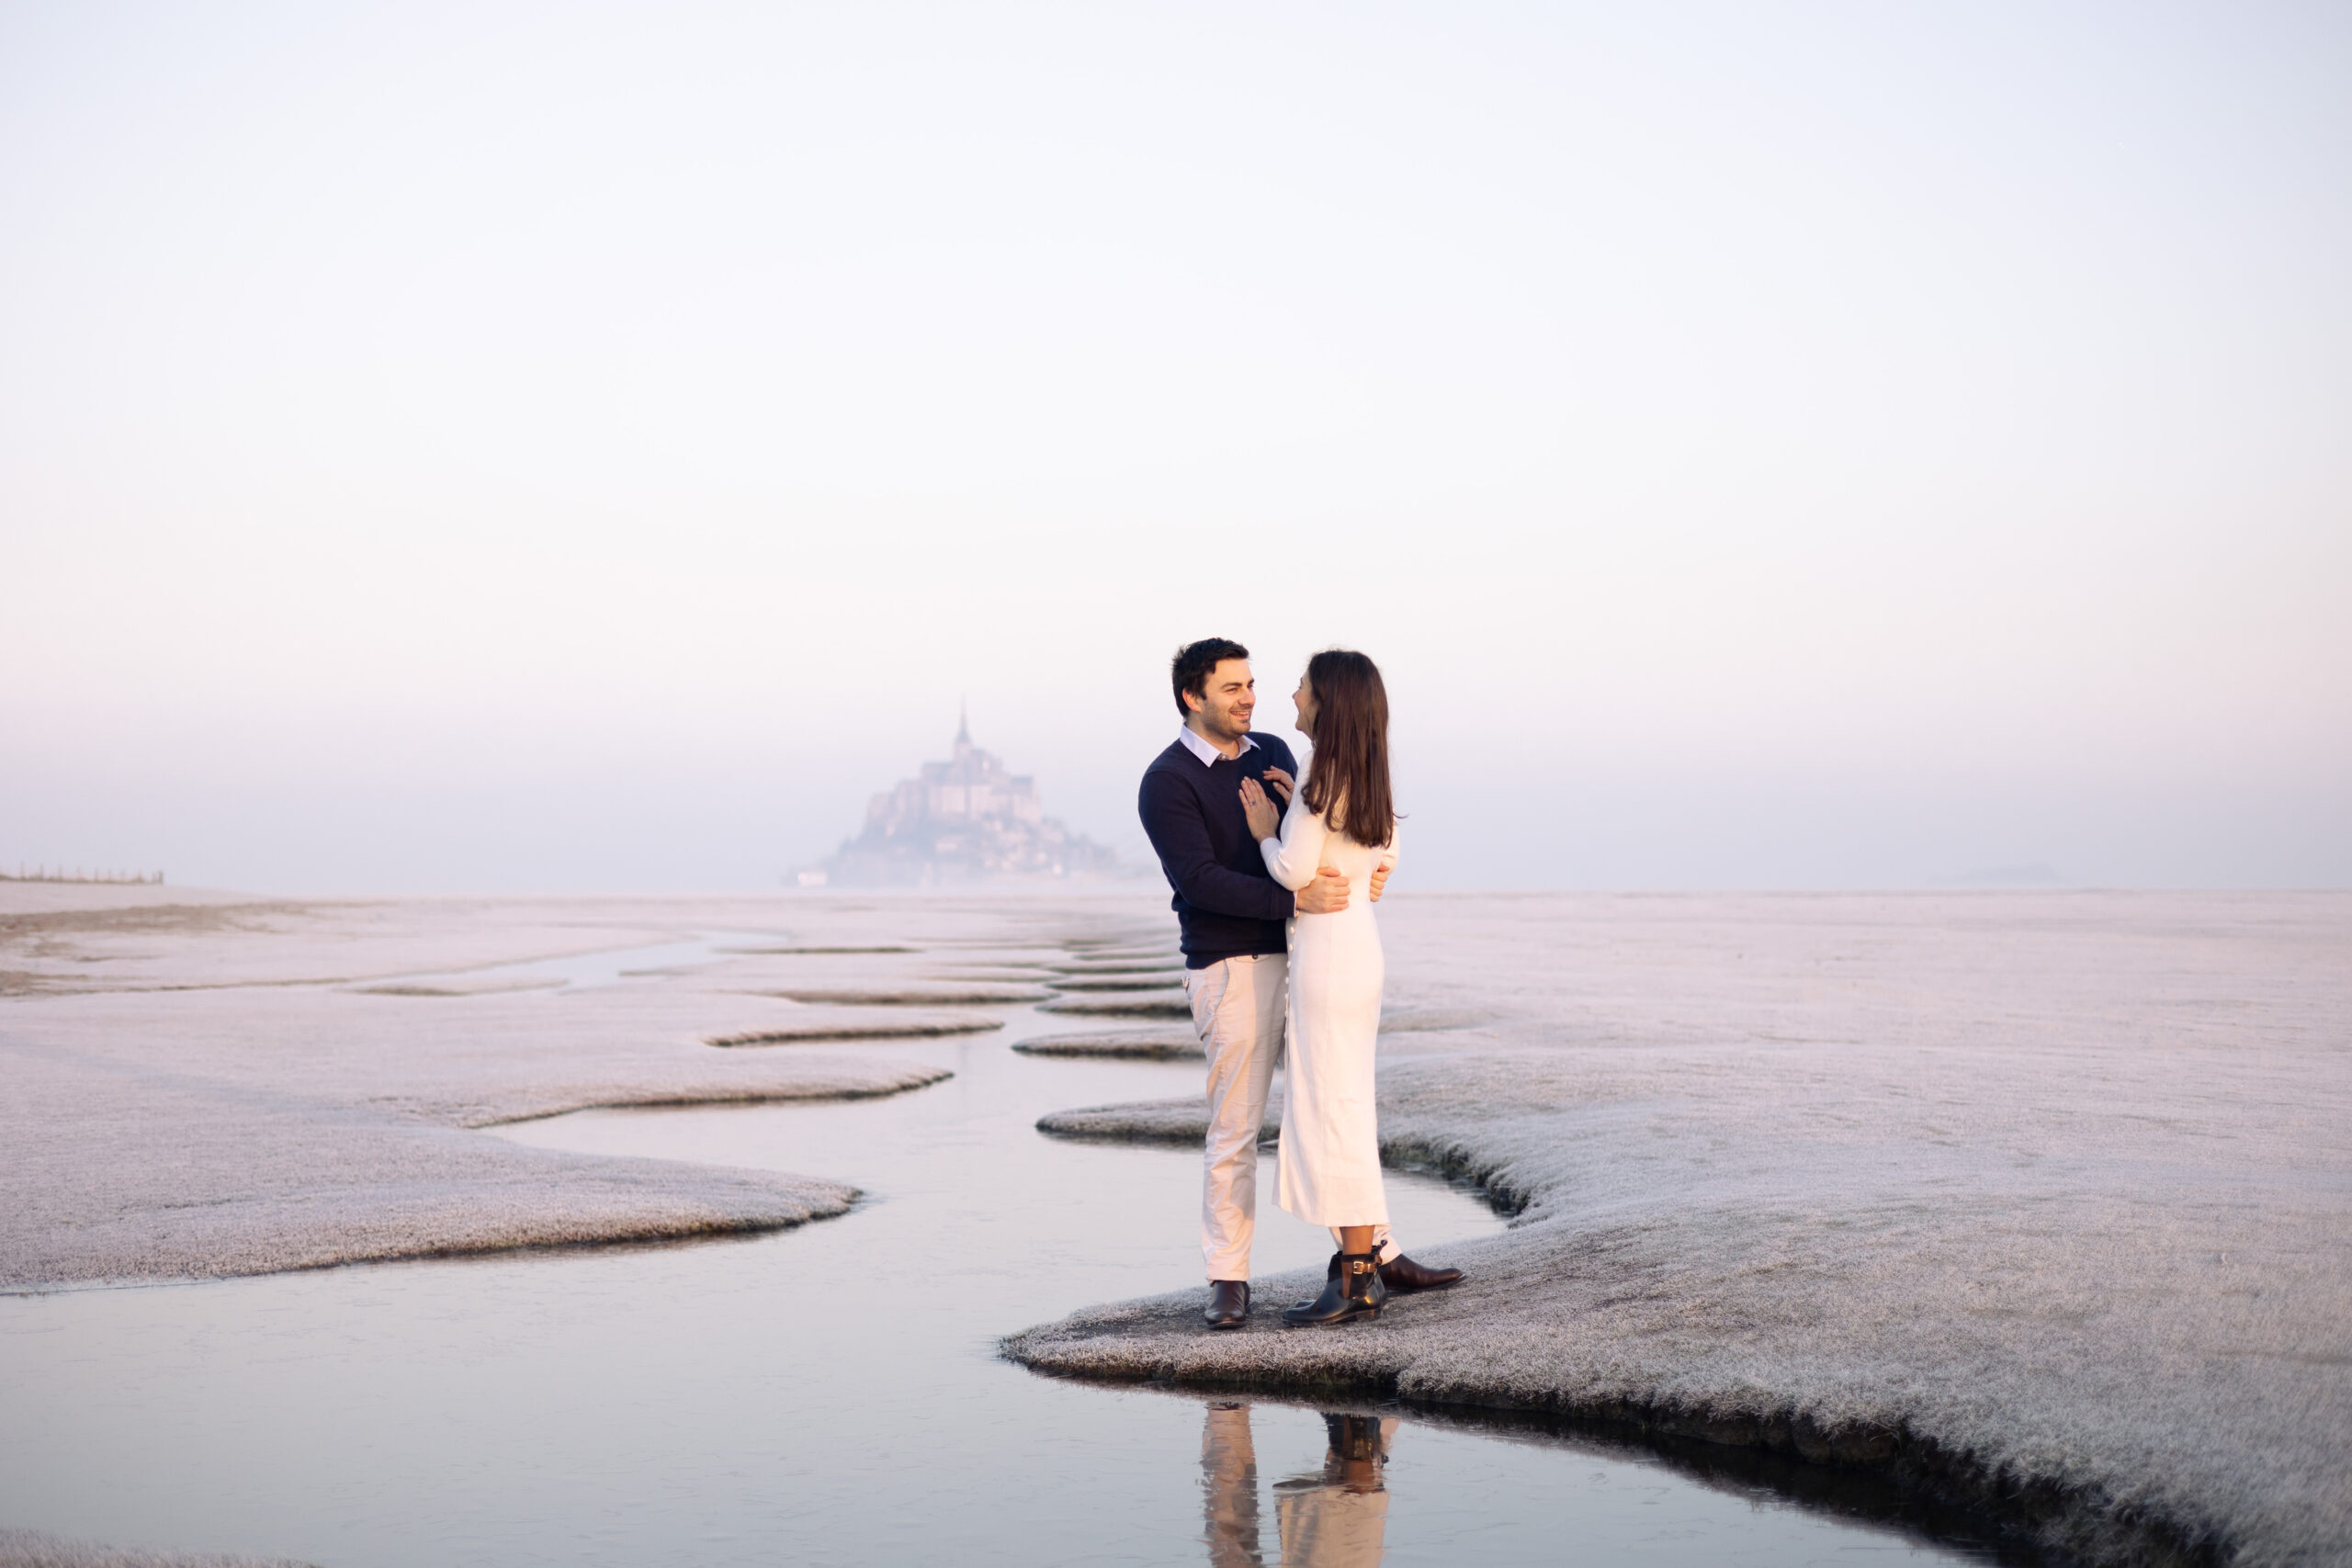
[1258,785,1329,892]
[1139,770,1296,922]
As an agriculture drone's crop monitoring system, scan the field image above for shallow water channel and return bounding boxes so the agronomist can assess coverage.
[0,942,2007,1566]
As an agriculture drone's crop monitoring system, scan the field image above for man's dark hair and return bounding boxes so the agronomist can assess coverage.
[1171,637,1250,716]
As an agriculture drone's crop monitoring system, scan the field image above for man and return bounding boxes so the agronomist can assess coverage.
[1139,637,1463,1329]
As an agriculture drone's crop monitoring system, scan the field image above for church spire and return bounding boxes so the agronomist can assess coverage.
[956,698,970,747]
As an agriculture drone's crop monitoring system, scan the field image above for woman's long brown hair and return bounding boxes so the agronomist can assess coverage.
[1300,649,1395,848]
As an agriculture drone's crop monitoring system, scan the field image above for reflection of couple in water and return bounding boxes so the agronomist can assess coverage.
[1139,638,1464,1330]
[1203,1403,1396,1568]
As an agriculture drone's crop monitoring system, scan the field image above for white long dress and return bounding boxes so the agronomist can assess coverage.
[1260,787,1400,1229]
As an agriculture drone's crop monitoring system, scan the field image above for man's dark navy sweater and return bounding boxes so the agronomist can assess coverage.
[1138,732,1301,969]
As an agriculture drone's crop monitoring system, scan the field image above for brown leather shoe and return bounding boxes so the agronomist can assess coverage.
[1325,1250,1466,1293]
[1205,1279,1250,1328]
[1378,1253,1464,1292]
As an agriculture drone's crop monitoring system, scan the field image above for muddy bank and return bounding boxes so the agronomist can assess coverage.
[1006,892,2352,1568]
[1012,1030,1203,1060]
[0,889,1168,1290]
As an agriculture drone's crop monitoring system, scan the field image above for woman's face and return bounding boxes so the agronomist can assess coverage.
[1291,671,1318,736]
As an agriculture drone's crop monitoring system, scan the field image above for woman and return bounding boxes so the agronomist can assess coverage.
[1238,648,1406,1327]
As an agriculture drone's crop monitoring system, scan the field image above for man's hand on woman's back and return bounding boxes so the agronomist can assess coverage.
[1296,867,1351,915]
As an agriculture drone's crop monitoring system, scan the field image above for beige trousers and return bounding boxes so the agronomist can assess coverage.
[1187,953,1395,1280]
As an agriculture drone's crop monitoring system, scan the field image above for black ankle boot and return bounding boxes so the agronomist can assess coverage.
[1283,1251,1386,1327]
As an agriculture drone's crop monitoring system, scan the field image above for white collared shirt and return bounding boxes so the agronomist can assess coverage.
[1176,724,1258,768]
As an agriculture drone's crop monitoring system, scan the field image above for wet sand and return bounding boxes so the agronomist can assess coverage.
[5,886,2344,1564]
[0,894,1064,1286]
[0,967,1991,1565]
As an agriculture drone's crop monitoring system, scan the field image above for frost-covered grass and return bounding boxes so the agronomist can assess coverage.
[1006,892,2352,1568]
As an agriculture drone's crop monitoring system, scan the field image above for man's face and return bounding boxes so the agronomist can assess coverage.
[1185,659,1255,743]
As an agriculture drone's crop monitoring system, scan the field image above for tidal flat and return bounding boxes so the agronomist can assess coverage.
[0,886,2343,1565]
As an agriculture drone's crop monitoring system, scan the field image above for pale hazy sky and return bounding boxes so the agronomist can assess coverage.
[4,2,2346,892]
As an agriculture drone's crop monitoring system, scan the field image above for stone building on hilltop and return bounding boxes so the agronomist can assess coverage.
[799,712,1119,886]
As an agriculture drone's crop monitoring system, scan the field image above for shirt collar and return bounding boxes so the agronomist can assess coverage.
[1177,725,1257,767]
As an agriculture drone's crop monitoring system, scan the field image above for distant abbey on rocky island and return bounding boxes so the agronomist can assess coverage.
[798,713,1120,886]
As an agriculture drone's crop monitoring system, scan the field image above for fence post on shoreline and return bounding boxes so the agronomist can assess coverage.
[0,864,168,886]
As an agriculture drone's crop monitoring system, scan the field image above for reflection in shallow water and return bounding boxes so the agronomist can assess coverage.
[1205,1404,1396,1568]
[1277,1414,1394,1568]
[1202,1404,1265,1568]
[0,992,2007,1564]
